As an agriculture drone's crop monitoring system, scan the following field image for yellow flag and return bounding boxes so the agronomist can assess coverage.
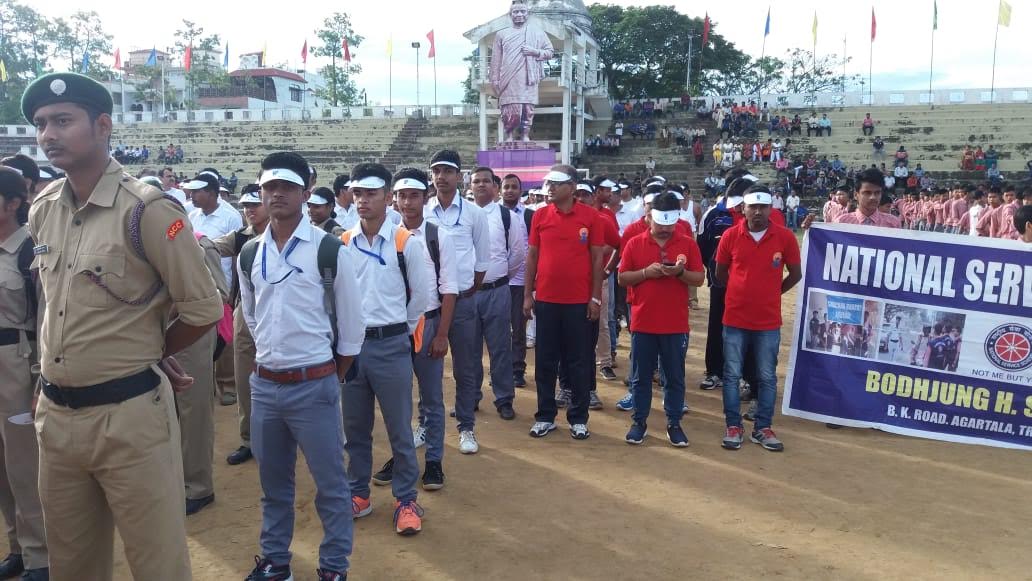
[999,0,1012,26]
[387,37,393,58]
[812,12,818,46]
[261,43,268,67]
[0,59,7,83]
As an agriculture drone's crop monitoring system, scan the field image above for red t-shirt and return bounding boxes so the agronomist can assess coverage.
[620,217,691,252]
[715,222,800,331]
[530,201,604,304]
[619,231,704,334]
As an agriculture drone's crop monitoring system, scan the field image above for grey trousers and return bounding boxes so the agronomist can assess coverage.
[449,295,479,432]
[472,284,515,410]
[414,315,445,463]
[251,372,352,572]
[510,285,527,376]
[343,334,418,502]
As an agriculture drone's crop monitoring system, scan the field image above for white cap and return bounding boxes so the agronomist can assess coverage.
[543,170,574,184]
[349,176,387,189]
[669,191,685,201]
[743,191,773,206]
[576,183,594,194]
[393,178,427,192]
[643,193,657,205]
[725,195,745,208]
[240,191,262,204]
[429,160,459,169]
[259,168,306,187]
[619,183,629,190]
[180,179,208,191]
[650,209,680,226]
[308,192,332,205]
[653,175,667,183]
[599,179,618,189]
[219,186,229,193]
[39,169,53,179]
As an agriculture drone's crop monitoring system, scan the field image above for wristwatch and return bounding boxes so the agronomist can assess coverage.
[591,297,602,306]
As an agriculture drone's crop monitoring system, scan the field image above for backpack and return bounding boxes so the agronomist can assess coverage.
[697,202,736,287]
[16,236,37,323]
[239,234,343,346]
[424,221,441,301]
[499,205,533,252]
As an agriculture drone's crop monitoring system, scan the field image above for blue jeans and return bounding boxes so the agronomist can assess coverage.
[630,332,688,425]
[786,208,798,229]
[722,326,780,430]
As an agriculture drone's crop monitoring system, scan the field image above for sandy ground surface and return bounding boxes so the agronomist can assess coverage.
[111,285,1032,581]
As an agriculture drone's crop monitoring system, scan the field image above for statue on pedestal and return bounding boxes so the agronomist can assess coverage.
[490,0,554,143]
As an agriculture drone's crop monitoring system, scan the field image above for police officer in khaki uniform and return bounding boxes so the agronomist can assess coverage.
[0,167,48,580]
[24,73,224,580]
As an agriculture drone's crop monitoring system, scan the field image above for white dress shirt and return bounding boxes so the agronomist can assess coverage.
[190,203,243,284]
[425,193,490,292]
[507,204,532,286]
[408,219,458,312]
[387,207,403,225]
[344,220,430,334]
[240,220,365,369]
[478,201,527,285]
[613,203,638,235]
[335,203,359,230]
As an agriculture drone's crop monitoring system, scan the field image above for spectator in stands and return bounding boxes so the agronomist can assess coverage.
[862,113,875,136]
[613,102,624,120]
[973,146,986,171]
[778,115,790,137]
[760,102,770,122]
[818,114,832,136]
[175,144,184,163]
[984,144,999,169]
[893,163,909,183]
[645,157,656,177]
[615,121,624,139]
[806,113,819,137]
[961,145,975,170]
[872,136,886,160]
[772,139,783,163]
[987,164,1003,187]
[895,146,909,167]
[790,115,802,136]
[884,172,896,194]
[786,190,800,230]
[768,115,779,136]
[830,155,844,175]
[692,137,705,165]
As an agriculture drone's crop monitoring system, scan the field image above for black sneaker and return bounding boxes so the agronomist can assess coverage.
[245,556,292,581]
[227,445,253,465]
[556,388,571,408]
[21,569,49,581]
[185,494,215,516]
[0,554,24,579]
[600,366,617,381]
[422,460,445,491]
[317,568,347,580]
[372,458,394,486]
[588,391,604,410]
[513,374,526,388]
[497,403,516,420]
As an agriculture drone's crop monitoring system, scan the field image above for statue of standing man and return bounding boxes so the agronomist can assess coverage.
[490,0,554,143]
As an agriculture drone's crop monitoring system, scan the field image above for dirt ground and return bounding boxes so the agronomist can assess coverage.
[112,285,1032,581]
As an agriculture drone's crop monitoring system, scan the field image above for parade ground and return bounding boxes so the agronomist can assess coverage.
[112,285,1032,580]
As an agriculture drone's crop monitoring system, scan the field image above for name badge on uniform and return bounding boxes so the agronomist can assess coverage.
[32,244,49,256]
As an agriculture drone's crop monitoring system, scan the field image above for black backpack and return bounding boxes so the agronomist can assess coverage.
[697,202,737,287]
[499,205,533,251]
[16,236,37,322]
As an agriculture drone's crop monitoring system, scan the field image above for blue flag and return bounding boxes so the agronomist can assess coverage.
[80,52,90,73]
[223,42,229,68]
[764,7,771,36]
[145,47,157,67]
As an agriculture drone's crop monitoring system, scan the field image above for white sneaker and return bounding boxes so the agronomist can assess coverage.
[529,421,557,438]
[526,338,536,349]
[458,430,479,454]
[570,423,590,440]
[413,425,426,448]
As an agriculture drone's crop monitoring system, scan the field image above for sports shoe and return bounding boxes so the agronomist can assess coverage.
[21,568,48,581]
[317,567,347,580]
[220,391,237,406]
[743,400,758,422]
[610,351,618,367]
[526,338,536,349]
[682,402,691,415]
[667,424,690,447]
[352,496,372,519]
[615,392,634,411]
[600,366,617,381]
[497,403,516,420]
[529,421,557,438]
[393,500,424,536]
[699,374,721,390]
[413,425,426,448]
[588,391,604,410]
[555,388,571,408]
[722,426,744,450]
[751,427,784,452]
[422,460,445,491]
[372,458,394,486]
[513,374,526,388]
[625,422,647,445]
[570,424,590,440]
[459,430,479,454]
[245,556,291,581]
[227,445,254,465]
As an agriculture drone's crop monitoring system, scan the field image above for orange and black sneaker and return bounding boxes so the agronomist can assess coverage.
[393,499,425,536]
[352,495,372,519]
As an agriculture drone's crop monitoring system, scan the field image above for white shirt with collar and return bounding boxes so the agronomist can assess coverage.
[407,219,458,312]
[335,203,359,230]
[344,219,430,334]
[507,203,533,286]
[477,201,527,285]
[612,203,638,235]
[424,193,490,292]
[787,194,800,210]
[190,203,243,284]
[240,220,365,370]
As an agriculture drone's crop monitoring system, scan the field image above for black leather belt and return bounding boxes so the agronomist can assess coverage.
[458,287,477,299]
[42,368,160,410]
[0,329,35,346]
[480,276,509,291]
[365,323,408,340]
[425,308,441,320]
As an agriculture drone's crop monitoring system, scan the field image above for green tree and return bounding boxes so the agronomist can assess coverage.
[461,50,478,105]
[312,12,363,107]
[50,11,113,80]
[779,48,859,96]
[0,1,51,122]
[173,20,225,108]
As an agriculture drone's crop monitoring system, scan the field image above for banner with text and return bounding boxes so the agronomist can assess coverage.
[783,224,1032,450]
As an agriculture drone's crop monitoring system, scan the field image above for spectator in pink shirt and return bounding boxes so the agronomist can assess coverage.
[834,168,902,228]
[822,188,850,223]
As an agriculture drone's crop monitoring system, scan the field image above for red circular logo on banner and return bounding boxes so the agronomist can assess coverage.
[984,324,1032,372]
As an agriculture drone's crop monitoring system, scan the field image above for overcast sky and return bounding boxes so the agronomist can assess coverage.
[38,0,1028,105]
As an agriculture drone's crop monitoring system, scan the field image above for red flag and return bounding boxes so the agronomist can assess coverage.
[702,13,710,46]
[427,30,436,58]
[302,40,308,64]
[114,48,121,70]
[342,37,352,63]
[871,8,877,41]
[184,44,192,72]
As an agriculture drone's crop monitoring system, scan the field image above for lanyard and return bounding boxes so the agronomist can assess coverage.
[355,236,387,266]
[261,237,302,284]
[434,196,462,228]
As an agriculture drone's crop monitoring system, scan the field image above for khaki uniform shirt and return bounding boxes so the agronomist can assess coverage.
[28,159,224,387]
[0,226,33,333]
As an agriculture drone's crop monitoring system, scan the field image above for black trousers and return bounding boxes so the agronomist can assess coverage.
[510,285,527,376]
[534,301,592,425]
[559,318,599,394]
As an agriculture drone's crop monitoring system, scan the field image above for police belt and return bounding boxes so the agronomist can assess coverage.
[42,368,160,409]
[0,329,35,346]
[479,276,509,291]
[365,322,408,340]
[425,308,442,320]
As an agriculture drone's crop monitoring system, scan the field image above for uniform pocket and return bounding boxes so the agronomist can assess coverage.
[0,264,27,324]
[73,253,127,308]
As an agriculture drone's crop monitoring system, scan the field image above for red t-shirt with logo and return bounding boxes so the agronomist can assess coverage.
[530,201,604,304]
[619,231,704,334]
[715,221,800,331]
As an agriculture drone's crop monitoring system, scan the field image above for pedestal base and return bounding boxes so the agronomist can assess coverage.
[477,147,557,188]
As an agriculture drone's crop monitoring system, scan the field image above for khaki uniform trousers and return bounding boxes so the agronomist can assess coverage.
[594,279,612,368]
[175,327,216,500]
[233,306,255,447]
[0,340,47,569]
[215,334,235,398]
[34,364,192,581]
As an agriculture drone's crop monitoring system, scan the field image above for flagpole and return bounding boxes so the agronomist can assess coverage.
[868,34,873,103]
[758,34,766,108]
[433,55,438,117]
[990,15,1000,104]
[928,23,936,109]
[842,35,847,92]
[160,54,166,121]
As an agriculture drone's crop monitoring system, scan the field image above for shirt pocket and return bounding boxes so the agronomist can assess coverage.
[72,253,128,308]
[0,263,28,325]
